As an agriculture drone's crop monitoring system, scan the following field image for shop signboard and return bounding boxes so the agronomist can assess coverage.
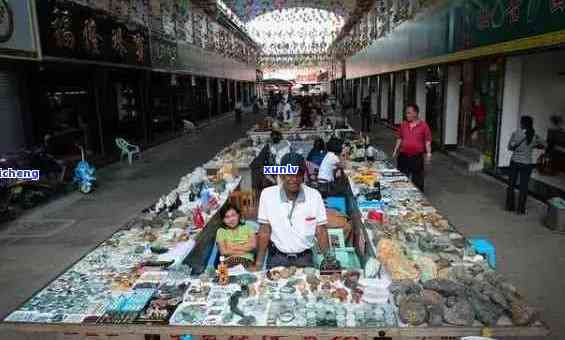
[347,0,565,78]
[35,0,150,67]
[0,0,39,59]
[346,3,452,78]
[454,0,565,50]
[176,41,256,81]
[151,32,177,70]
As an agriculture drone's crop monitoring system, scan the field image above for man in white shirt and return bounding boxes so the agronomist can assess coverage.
[276,100,286,121]
[283,101,293,123]
[317,137,344,197]
[318,137,344,183]
[269,130,291,165]
[255,152,329,269]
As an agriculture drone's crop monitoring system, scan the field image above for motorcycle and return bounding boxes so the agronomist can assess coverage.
[73,145,96,194]
[0,148,63,221]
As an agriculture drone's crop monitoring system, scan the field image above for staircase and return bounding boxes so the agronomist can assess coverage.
[446,147,485,173]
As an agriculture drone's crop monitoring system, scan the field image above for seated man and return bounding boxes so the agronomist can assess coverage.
[255,152,330,269]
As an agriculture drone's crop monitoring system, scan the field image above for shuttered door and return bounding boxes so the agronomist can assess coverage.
[0,70,24,153]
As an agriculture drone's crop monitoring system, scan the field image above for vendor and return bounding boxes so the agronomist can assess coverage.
[318,137,344,182]
[262,130,292,188]
[306,138,327,167]
[317,138,344,197]
[216,203,256,268]
[269,130,291,165]
[255,153,330,269]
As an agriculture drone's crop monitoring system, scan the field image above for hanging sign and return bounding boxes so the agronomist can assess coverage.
[0,0,39,59]
[35,0,150,67]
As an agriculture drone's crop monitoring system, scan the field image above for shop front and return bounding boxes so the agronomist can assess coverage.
[378,74,390,122]
[107,69,149,148]
[209,78,219,118]
[150,72,178,145]
[497,48,565,199]
[458,57,505,170]
[424,65,446,147]
[28,63,100,162]
[32,0,151,159]
[193,75,211,121]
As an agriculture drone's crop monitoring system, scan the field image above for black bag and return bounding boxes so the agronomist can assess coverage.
[509,137,527,152]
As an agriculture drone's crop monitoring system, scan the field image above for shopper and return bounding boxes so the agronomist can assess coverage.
[277,99,286,121]
[299,102,314,128]
[361,95,371,132]
[268,130,291,165]
[216,203,256,268]
[252,96,260,115]
[260,130,292,190]
[506,116,546,214]
[255,152,329,269]
[234,100,242,124]
[392,104,432,191]
[318,137,344,196]
[283,100,293,123]
[307,138,327,167]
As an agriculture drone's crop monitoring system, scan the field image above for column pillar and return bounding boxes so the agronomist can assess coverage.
[356,78,362,109]
[217,79,222,116]
[206,77,212,121]
[394,72,404,124]
[415,68,427,122]
[444,64,462,146]
[370,76,378,117]
[498,56,523,167]
[227,79,232,111]
[169,75,175,132]
[233,80,237,109]
[380,76,389,120]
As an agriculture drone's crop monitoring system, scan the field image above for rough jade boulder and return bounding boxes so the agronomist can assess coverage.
[443,296,474,326]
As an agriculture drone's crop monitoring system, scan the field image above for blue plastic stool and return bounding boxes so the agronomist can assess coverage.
[468,237,496,269]
[180,335,193,340]
[325,196,347,214]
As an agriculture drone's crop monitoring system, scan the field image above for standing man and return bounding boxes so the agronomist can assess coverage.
[361,95,371,132]
[255,153,330,269]
[392,104,432,191]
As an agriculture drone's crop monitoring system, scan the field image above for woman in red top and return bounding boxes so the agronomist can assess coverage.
[471,98,486,138]
[392,104,432,191]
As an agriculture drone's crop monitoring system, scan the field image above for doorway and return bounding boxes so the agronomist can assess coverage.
[425,66,446,146]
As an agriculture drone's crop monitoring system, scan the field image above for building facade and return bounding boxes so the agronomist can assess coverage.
[333,0,565,189]
[0,0,258,163]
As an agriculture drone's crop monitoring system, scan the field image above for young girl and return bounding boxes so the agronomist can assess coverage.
[216,204,256,267]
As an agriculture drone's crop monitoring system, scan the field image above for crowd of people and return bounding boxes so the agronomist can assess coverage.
[264,91,337,129]
[217,95,546,270]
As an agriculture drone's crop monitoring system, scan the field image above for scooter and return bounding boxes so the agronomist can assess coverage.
[73,145,96,194]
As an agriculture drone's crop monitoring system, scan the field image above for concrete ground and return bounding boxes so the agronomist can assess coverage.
[0,112,562,339]
[359,118,564,340]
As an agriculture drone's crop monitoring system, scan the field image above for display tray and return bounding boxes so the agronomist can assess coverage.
[0,130,550,339]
